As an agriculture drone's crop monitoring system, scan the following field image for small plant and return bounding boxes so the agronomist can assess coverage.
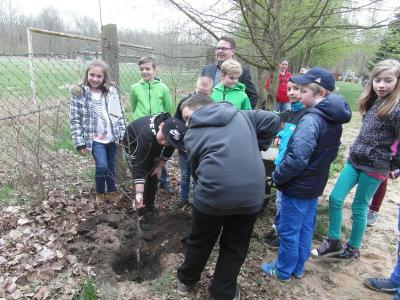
[148,271,175,297]
[72,277,97,300]
[0,183,13,205]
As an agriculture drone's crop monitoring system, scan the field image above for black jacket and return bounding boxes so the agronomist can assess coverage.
[123,113,175,185]
[201,64,258,109]
[185,102,279,215]
[273,94,352,199]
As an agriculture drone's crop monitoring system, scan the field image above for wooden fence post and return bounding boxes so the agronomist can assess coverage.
[101,24,126,183]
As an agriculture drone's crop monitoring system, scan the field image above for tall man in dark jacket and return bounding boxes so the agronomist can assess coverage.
[123,112,186,229]
[176,94,280,299]
[201,36,258,109]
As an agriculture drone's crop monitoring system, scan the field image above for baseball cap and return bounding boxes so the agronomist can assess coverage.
[290,67,335,92]
[161,118,187,151]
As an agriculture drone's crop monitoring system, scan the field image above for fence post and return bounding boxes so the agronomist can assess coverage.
[101,24,126,182]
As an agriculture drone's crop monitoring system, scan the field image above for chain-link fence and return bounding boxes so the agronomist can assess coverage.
[0,27,206,204]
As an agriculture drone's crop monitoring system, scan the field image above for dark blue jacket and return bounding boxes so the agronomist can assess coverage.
[202,64,258,109]
[273,94,352,199]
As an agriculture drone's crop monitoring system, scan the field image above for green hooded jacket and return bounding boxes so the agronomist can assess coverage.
[130,78,173,120]
[211,82,251,110]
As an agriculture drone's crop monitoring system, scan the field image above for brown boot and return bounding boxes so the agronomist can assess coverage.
[108,191,120,205]
[96,193,105,203]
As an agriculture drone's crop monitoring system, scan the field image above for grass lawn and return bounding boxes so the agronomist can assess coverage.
[335,81,363,111]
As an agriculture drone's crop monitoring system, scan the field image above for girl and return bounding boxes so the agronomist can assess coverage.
[312,59,400,260]
[70,59,126,204]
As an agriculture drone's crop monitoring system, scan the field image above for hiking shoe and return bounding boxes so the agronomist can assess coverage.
[363,277,399,294]
[367,209,379,227]
[262,230,279,249]
[293,271,304,279]
[261,262,290,282]
[332,243,360,259]
[107,191,120,204]
[177,279,193,295]
[311,237,342,258]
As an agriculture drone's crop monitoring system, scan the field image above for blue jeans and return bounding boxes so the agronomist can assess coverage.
[274,102,291,112]
[391,208,400,285]
[91,141,117,194]
[179,151,191,202]
[160,164,169,188]
[275,193,317,279]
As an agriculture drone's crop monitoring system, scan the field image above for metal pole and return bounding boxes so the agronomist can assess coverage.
[98,0,103,28]
[27,28,38,106]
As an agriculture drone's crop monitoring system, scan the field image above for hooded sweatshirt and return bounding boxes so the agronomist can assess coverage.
[184,102,280,215]
[211,82,251,110]
[273,93,352,199]
[130,78,173,120]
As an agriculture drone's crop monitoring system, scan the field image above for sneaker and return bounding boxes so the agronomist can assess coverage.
[107,191,120,204]
[261,262,290,282]
[262,230,279,249]
[332,243,360,259]
[363,277,399,294]
[292,271,304,279]
[367,209,379,227]
[177,279,193,295]
[311,237,342,258]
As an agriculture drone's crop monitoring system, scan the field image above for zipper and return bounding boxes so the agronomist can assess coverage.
[223,86,226,101]
[148,82,151,115]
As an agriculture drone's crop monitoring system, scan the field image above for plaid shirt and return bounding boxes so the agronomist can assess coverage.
[70,84,126,150]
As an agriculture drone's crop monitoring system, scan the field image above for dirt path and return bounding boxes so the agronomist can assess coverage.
[288,113,400,300]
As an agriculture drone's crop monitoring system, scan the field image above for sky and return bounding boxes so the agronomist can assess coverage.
[13,0,187,32]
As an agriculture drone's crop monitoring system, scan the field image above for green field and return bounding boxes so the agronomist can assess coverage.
[335,81,363,111]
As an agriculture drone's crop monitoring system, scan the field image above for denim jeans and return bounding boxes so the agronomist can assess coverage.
[91,141,117,194]
[275,193,317,279]
[274,102,291,112]
[179,151,191,202]
[160,164,169,188]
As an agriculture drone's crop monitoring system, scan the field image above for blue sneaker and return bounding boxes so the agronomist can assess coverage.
[261,262,290,282]
[363,277,399,294]
[292,271,304,279]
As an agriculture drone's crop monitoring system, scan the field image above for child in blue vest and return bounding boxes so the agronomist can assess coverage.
[261,67,351,281]
[263,79,307,248]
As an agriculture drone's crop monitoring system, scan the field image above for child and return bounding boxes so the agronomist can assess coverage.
[123,113,186,230]
[265,60,293,112]
[312,59,400,260]
[176,94,279,299]
[261,67,352,281]
[70,59,126,204]
[174,76,213,209]
[211,59,251,110]
[263,78,307,248]
[366,141,399,226]
[130,56,173,192]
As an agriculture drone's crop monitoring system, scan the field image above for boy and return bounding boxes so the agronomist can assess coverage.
[263,78,307,248]
[123,112,186,230]
[173,76,213,209]
[211,59,251,110]
[176,94,279,299]
[261,67,352,281]
[130,56,174,192]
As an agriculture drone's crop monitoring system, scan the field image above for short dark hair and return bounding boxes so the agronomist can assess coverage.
[219,36,236,49]
[181,93,213,112]
[138,56,156,69]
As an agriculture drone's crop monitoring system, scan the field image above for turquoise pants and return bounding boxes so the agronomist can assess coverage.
[328,162,382,248]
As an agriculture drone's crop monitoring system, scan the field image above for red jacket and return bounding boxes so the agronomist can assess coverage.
[265,71,292,103]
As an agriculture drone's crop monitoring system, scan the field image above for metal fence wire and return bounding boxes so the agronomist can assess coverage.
[0,28,206,203]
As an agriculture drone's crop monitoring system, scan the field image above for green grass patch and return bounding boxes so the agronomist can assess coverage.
[52,125,75,151]
[72,277,97,300]
[315,203,348,241]
[148,271,175,298]
[0,183,14,205]
[329,143,346,177]
[335,81,363,111]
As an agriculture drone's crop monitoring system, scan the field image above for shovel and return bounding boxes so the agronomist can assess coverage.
[135,203,143,267]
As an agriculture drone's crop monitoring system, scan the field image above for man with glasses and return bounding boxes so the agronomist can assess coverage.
[201,36,258,109]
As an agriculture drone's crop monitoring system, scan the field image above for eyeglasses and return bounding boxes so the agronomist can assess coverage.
[215,47,232,52]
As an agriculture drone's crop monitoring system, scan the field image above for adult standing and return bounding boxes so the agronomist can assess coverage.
[201,36,258,109]
[265,60,293,112]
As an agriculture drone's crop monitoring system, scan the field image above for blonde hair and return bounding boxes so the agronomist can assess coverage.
[303,82,328,97]
[359,59,400,118]
[221,59,243,76]
[195,76,213,95]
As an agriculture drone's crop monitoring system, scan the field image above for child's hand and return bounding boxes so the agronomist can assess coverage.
[389,169,400,179]
[273,137,280,146]
[79,148,88,155]
[134,192,145,210]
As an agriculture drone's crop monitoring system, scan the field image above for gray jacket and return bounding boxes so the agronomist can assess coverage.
[185,102,280,215]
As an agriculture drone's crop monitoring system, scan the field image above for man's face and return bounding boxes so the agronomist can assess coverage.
[216,40,235,63]
[279,61,288,73]
[139,62,156,82]
[182,106,194,126]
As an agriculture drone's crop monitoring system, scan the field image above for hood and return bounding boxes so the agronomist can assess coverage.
[308,93,352,124]
[139,78,161,86]
[188,102,237,128]
[214,82,246,93]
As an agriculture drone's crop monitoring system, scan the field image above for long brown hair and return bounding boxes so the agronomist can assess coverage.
[82,59,110,93]
[358,59,400,118]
